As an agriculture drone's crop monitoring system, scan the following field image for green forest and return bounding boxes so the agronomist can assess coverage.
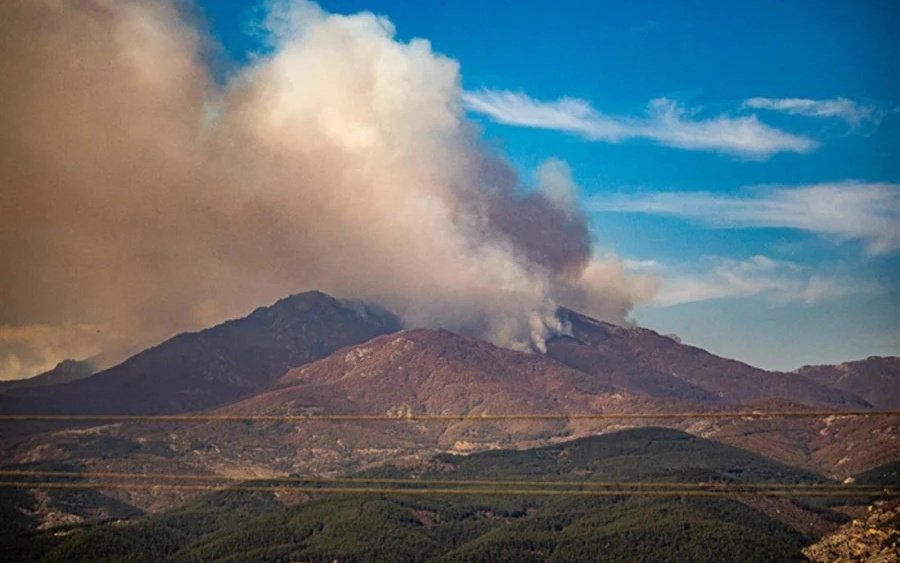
[3,427,884,562]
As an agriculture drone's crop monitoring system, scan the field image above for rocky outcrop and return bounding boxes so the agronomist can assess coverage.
[803,501,899,562]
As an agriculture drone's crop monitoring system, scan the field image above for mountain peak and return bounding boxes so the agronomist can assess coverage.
[269,290,340,310]
[0,292,402,418]
[256,291,402,332]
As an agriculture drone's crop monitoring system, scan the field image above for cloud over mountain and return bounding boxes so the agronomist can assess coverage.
[0,0,653,378]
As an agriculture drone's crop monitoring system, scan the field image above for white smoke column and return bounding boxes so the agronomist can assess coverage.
[0,0,655,378]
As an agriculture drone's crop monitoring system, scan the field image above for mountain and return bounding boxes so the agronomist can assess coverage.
[275,327,618,419]
[0,319,894,550]
[11,328,644,485]
[2,295,869,424]
[796,356,900,410]
[166,328,689,463]
[0,360,94,392]
[5,326,895,523]
[0,292,402,417]
[0,294,894,536]
[0,330,674,523]
[3,428,846,563]
[547,308,870,408]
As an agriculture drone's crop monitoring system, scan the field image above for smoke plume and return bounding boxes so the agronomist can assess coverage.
[0,0,656,379]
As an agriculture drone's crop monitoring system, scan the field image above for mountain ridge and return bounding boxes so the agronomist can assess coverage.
[796,356,900,410]
[549,308,872,408]
[5,327,895,515]
[1,292,895,517]
[0,291,403,418]
[0,359,95,392]
[2,293,884,420]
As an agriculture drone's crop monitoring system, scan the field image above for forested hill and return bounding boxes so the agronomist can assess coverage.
[4,427,859,562]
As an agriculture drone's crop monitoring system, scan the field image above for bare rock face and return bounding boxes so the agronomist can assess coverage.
[803,501,899,562]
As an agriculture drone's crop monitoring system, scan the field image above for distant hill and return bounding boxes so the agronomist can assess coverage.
[796,356,900,410]
[852,461,900,488]
[416,426,824,483]
[547,308,870,408]
[0,359,94,392]
[0,291,402,417]
[2,428,841,562]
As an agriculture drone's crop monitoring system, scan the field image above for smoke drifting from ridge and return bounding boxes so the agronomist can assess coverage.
[0,0,656,379]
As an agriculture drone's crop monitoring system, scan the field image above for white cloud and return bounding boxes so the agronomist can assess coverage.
[462,90,629,139]
[628,255,872,308]
[462,89,817,158]
[622,258,663,272]
[743,97,879,127]
[592,181,900,255]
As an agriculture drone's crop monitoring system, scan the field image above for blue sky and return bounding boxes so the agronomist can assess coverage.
[197,0,899,370]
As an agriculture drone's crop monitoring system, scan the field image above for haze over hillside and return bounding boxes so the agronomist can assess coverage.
[0,360,94,393]
[0,292,401,417]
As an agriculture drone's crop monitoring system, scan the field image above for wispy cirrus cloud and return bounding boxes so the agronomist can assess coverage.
[625,255,874,308]
[593,181,900,255]
[462,89,817,158]
[743,97,879,127]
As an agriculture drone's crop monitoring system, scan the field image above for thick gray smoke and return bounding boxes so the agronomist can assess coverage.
[0,0,656,379]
